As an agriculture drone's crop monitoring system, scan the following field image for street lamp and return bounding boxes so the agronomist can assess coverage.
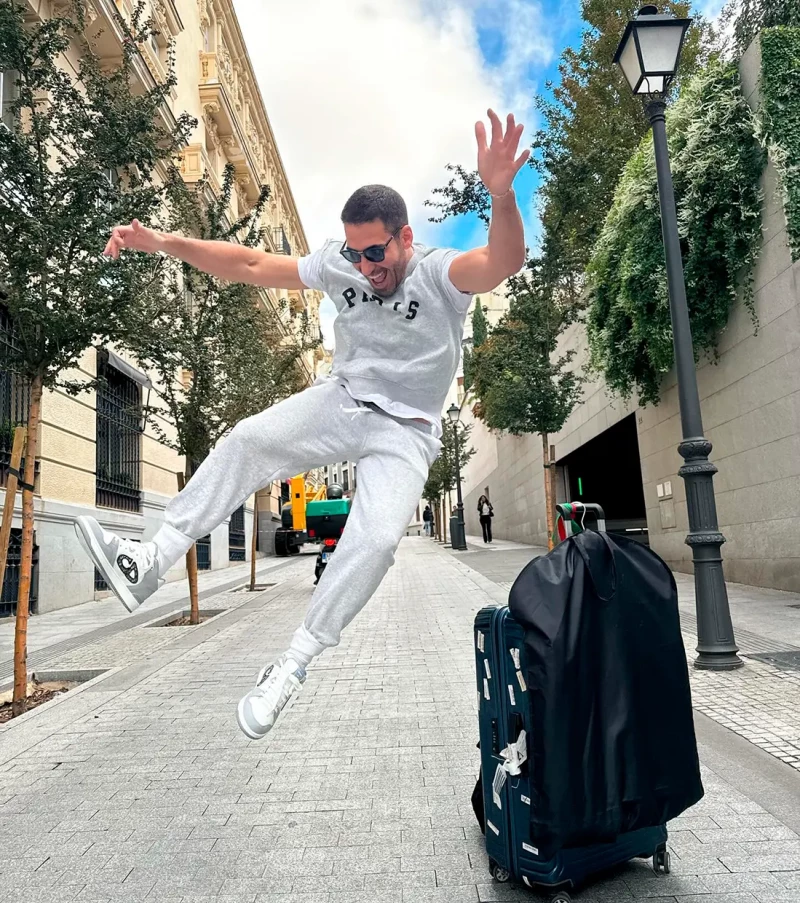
[614,7,742,670]
[447,403,468,551]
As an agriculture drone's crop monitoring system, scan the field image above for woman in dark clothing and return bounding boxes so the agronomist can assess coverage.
[477,494,494,543]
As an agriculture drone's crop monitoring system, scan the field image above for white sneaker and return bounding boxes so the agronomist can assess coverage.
[74,516,163,613]
[236,655,306,740]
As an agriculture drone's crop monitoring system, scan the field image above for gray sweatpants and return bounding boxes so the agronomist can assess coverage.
[152,380,440,663]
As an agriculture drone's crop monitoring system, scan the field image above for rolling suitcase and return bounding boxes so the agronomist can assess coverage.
[472,504,670,901]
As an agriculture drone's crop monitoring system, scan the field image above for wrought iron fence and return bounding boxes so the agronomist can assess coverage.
[272,226,292,256]
[96,350,142,512]
[0,529,38,618]
[229,504,246,561]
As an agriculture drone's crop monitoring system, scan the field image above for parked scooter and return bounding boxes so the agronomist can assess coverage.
[309,483,350,585]
[314,537,338,584]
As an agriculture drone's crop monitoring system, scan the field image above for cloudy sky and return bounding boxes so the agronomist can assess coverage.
[231,0,584,344]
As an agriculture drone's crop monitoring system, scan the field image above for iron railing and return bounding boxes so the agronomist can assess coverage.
[229,504,246,561]
[0,529,38,618]
[272,227,291,256]
[196,534,211,570]
[96,350,142,512]
[0,306,33,488]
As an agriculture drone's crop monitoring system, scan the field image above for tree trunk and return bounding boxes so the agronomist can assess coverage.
[178,469,200,625]
[441,498,447,545]
[249,494,258,591]
[12,376,43,717]
[543,433,555,551]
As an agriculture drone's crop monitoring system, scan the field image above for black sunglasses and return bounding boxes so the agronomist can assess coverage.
[340,228,401,265]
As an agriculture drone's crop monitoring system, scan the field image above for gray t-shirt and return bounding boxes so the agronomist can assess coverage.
[298,240,473,432]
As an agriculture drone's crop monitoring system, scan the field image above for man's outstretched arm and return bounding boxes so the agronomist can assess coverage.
[104,219,308,290]
[449,110,529,295]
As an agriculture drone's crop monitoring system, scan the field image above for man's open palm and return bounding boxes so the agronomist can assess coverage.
[475,110,530,198]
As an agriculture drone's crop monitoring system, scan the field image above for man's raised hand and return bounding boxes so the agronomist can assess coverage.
[475,110,530,199]
[103,219,163,259]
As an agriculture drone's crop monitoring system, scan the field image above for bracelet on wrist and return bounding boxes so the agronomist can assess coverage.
[490,188,513,200]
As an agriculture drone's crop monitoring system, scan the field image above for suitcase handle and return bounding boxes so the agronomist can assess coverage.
[556,502,606,532]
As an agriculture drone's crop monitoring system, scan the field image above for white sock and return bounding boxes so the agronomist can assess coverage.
[151,523,194,576]
[287,623,326,670]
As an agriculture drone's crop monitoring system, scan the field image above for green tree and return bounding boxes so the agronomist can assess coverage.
[120,166,319,620]
[427,1,714,304]
[424,416,476,538]
[462,301,488,393]
[471,269,584,545]
[0,0,193,715]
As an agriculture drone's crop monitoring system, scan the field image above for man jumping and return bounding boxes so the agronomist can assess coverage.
[75,110,529,739]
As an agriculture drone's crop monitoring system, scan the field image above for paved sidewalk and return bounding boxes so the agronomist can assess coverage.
[0,538,799,902]
[0,553,317,688]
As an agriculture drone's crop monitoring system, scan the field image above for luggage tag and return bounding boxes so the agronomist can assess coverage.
[492,763,507,809]
[500,729,528,776]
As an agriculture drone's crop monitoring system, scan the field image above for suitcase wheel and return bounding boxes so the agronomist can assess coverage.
[549,893,572,903]
[653,844,671,874]
[488,860,510,883]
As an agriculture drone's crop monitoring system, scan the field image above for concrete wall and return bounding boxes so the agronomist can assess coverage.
[459,35,800,592]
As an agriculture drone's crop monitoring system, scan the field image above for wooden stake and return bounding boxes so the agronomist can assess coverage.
[13,375,42,717]
[249,494,258,591]
[543,433,556,551]
[0,427,26,612]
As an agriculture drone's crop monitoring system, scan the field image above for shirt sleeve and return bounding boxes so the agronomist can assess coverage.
[297,239,339,292]
[436,248,475,313]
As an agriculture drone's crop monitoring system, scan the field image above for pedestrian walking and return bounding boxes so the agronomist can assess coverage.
[423,504,434,537]
[75,109,529,740]
[478,494,494,543]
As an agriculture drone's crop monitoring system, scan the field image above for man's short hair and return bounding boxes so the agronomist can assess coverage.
[341,185,408,234]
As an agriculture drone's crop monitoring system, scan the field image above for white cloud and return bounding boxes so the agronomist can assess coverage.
[233,0,554,346]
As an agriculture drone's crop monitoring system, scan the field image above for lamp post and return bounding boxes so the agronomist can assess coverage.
[447,403,468,551]
[614,7,742,670]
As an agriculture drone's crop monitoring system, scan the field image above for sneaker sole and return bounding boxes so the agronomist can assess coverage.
[74,517,140,614]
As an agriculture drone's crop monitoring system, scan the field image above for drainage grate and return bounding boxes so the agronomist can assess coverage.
[749,651,800,672]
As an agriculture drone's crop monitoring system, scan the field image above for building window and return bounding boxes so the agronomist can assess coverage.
[0,69,18,129]
[0,306,32,488]
[229,504,246,560]
[96,350,142,512]
[196,534,211,569]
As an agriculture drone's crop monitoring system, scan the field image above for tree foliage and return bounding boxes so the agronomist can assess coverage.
[120,165,319,468]
[427,1,714,307]
[0,0,194,387]
[758,27,800,259]
[423,417,476,503]
[462,301,488,393]
[586,59,765,404]
[471,269,583,436]
[723,0,800,57]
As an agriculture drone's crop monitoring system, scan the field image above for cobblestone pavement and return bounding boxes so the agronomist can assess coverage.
[0,538,799,902]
